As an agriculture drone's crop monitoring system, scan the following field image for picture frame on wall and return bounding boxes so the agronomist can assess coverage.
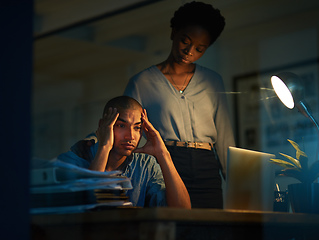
[233,73,262,151]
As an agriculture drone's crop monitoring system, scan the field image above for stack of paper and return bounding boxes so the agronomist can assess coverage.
[30,158,132,214]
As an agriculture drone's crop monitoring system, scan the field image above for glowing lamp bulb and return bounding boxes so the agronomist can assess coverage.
[271,75,294,109]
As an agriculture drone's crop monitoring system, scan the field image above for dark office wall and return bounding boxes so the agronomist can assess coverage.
[0,1,33,239]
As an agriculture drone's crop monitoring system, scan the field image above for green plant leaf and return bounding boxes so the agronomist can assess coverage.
[270,158,298,168]
[279,153,302,169]
[287,139,308,160]
[270,139,319,184]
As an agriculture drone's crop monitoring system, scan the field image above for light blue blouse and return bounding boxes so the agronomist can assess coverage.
[124,64,235,177]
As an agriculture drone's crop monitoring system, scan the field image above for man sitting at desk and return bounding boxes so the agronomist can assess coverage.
[58,96,191,209]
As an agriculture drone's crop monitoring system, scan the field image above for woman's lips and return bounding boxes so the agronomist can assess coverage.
[180,55,190,63]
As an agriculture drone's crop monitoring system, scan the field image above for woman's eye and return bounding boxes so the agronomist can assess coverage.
[181,38,189,44]
[196,48,203,53]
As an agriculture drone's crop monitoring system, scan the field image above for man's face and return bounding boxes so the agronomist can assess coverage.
[111,108,142,159]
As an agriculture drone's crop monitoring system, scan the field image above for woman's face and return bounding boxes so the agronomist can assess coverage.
[170,25,212,65]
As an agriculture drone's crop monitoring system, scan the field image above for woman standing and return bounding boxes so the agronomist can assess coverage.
[124,1,235,208]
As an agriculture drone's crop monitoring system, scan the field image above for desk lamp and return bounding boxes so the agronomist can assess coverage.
[270,72,319,160]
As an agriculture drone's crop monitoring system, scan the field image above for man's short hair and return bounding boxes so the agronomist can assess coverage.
[103,96,142,116]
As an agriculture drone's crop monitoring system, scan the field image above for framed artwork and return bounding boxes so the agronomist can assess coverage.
[233,73,262,151]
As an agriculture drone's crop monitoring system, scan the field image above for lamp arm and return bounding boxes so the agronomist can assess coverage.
[296,101,319,132]
[296,100,319,161]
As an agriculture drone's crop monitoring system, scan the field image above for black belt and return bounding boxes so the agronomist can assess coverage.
[165,141,213,151]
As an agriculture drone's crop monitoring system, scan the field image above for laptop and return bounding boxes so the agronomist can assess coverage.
[224,146,275,211]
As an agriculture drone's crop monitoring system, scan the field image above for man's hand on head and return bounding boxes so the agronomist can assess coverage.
[70,107,118,161]
[135,109,191,209]
[96,107,119,148]
[134,109,168,158]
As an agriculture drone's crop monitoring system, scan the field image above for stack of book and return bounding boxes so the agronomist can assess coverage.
[30,158,132,214]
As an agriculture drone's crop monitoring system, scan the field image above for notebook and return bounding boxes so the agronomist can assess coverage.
[224,146,275,211]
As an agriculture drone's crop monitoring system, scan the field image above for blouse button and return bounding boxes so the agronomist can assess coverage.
[181,96,185,99]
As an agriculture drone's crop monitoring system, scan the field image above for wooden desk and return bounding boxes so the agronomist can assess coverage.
[31,208,319,240]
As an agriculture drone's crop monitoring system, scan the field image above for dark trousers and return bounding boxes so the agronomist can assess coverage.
[166,146,223,208]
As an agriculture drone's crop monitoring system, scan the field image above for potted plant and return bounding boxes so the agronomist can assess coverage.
[270,139,319,214]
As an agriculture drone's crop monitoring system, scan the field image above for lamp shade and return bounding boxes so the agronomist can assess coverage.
[270,72,319,162]
[270,72,304,109]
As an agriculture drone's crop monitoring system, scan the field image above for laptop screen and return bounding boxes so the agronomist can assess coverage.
[224,146,275,211]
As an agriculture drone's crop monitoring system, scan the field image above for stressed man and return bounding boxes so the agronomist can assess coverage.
[58,96,191,208]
